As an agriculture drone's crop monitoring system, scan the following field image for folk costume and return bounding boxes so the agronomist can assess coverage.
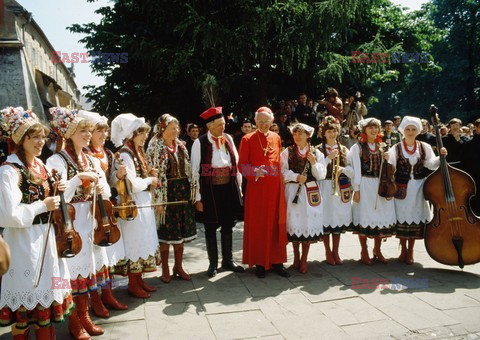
[351,117,396,265]
[78,110,128,315]
[111,113,159,298]
[317,116,354,265]
[318,144,353,232]
[238,107,288,277]
[147,114,197,283]
[281,123,326,273]
[191,107,244,277]
[47,107,110,337]
[0,107,73,340]
[387,116,440,264]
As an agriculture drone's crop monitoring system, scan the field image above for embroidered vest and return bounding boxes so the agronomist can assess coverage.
[199,134,238,182]
[197,133,240,223]
[287,145,315,182]
[318,144,348,179]
[119,146,145,178]
[166,144,188,179]
[395,142,428,182]
[359,142,381,177]
[57,150,95,202]
[7,162,52,204]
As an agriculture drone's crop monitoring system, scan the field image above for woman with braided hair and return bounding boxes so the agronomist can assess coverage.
[317,116,354,265]
[146,114,197,283]
[111,114,159,299]
[47,107,110,339]
[0,107,73,340]
[350,118,396,265]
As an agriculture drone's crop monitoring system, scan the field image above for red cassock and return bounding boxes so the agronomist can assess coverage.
[238,130,287,270]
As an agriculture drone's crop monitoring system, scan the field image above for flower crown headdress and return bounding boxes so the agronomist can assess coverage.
[49,107,83,139]
[0,106,39,144]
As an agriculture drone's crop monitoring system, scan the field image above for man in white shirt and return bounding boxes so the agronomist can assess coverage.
[191,107,244,277]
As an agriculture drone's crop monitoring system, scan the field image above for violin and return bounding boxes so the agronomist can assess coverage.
[93,190,121,247]
[115,152,138,220]
[423,104,480,268]
[377,142,397,200]
[50,169,82,258]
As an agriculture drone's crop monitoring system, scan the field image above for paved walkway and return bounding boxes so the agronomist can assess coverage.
[1,222,479,339]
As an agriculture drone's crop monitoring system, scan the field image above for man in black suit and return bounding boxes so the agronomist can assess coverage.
[462,118,480,215]
[442,118,469,168]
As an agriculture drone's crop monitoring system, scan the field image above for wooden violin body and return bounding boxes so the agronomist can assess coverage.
[93,197,121,247]
[423,104,480,268]
[52,194,82,258]
[50,169,82,258]
[115,152,138,220]
[378,144,397,199]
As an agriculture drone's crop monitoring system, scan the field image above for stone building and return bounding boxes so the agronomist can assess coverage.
[0,0,81,120]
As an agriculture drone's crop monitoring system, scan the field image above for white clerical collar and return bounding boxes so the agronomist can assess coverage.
[257,130,269,137]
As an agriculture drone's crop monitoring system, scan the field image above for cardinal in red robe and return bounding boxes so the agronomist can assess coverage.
[238,106,289,278]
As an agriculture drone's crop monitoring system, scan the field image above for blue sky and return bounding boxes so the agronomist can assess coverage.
[18,0,427,95]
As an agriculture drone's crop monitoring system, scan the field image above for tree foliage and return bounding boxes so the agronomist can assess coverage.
[70,0,479,123]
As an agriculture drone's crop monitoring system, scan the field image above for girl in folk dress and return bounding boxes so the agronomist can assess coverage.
[317,116,354,265]
[111,114,159,299]
[146,114,197,283]
[351,118,396,265]
[78,110,128,315]
[0,107,73,340]
[281,123,326,273]
[387,116,446,264]
[47,107,110,339]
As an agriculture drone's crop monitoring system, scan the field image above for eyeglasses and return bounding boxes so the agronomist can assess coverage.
[257,120,271,124]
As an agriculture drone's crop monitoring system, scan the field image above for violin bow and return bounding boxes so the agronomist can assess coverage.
[112,200,189,210]
[33,170,59,288]
[374,142,386,210]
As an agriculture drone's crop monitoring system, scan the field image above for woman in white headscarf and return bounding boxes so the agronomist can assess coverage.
[281,122,326,273]
[386,116,447,264]
[111,113,159,299]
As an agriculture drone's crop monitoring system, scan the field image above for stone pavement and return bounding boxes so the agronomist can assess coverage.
[1,222,479,339]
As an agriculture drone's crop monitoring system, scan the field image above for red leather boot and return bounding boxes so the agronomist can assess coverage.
[76,294,104,336]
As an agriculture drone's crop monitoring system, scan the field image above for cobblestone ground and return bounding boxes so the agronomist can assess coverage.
[2,222,479,339]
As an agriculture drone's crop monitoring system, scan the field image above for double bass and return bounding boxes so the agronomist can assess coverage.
[423,104,480,268]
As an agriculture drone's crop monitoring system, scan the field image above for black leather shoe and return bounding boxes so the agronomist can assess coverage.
[255,265,266,279]
[207,263,217,277]
[222,260,245,273]
[272,264,290,278]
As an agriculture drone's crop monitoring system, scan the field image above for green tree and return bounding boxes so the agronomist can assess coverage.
[70,0,403,122]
